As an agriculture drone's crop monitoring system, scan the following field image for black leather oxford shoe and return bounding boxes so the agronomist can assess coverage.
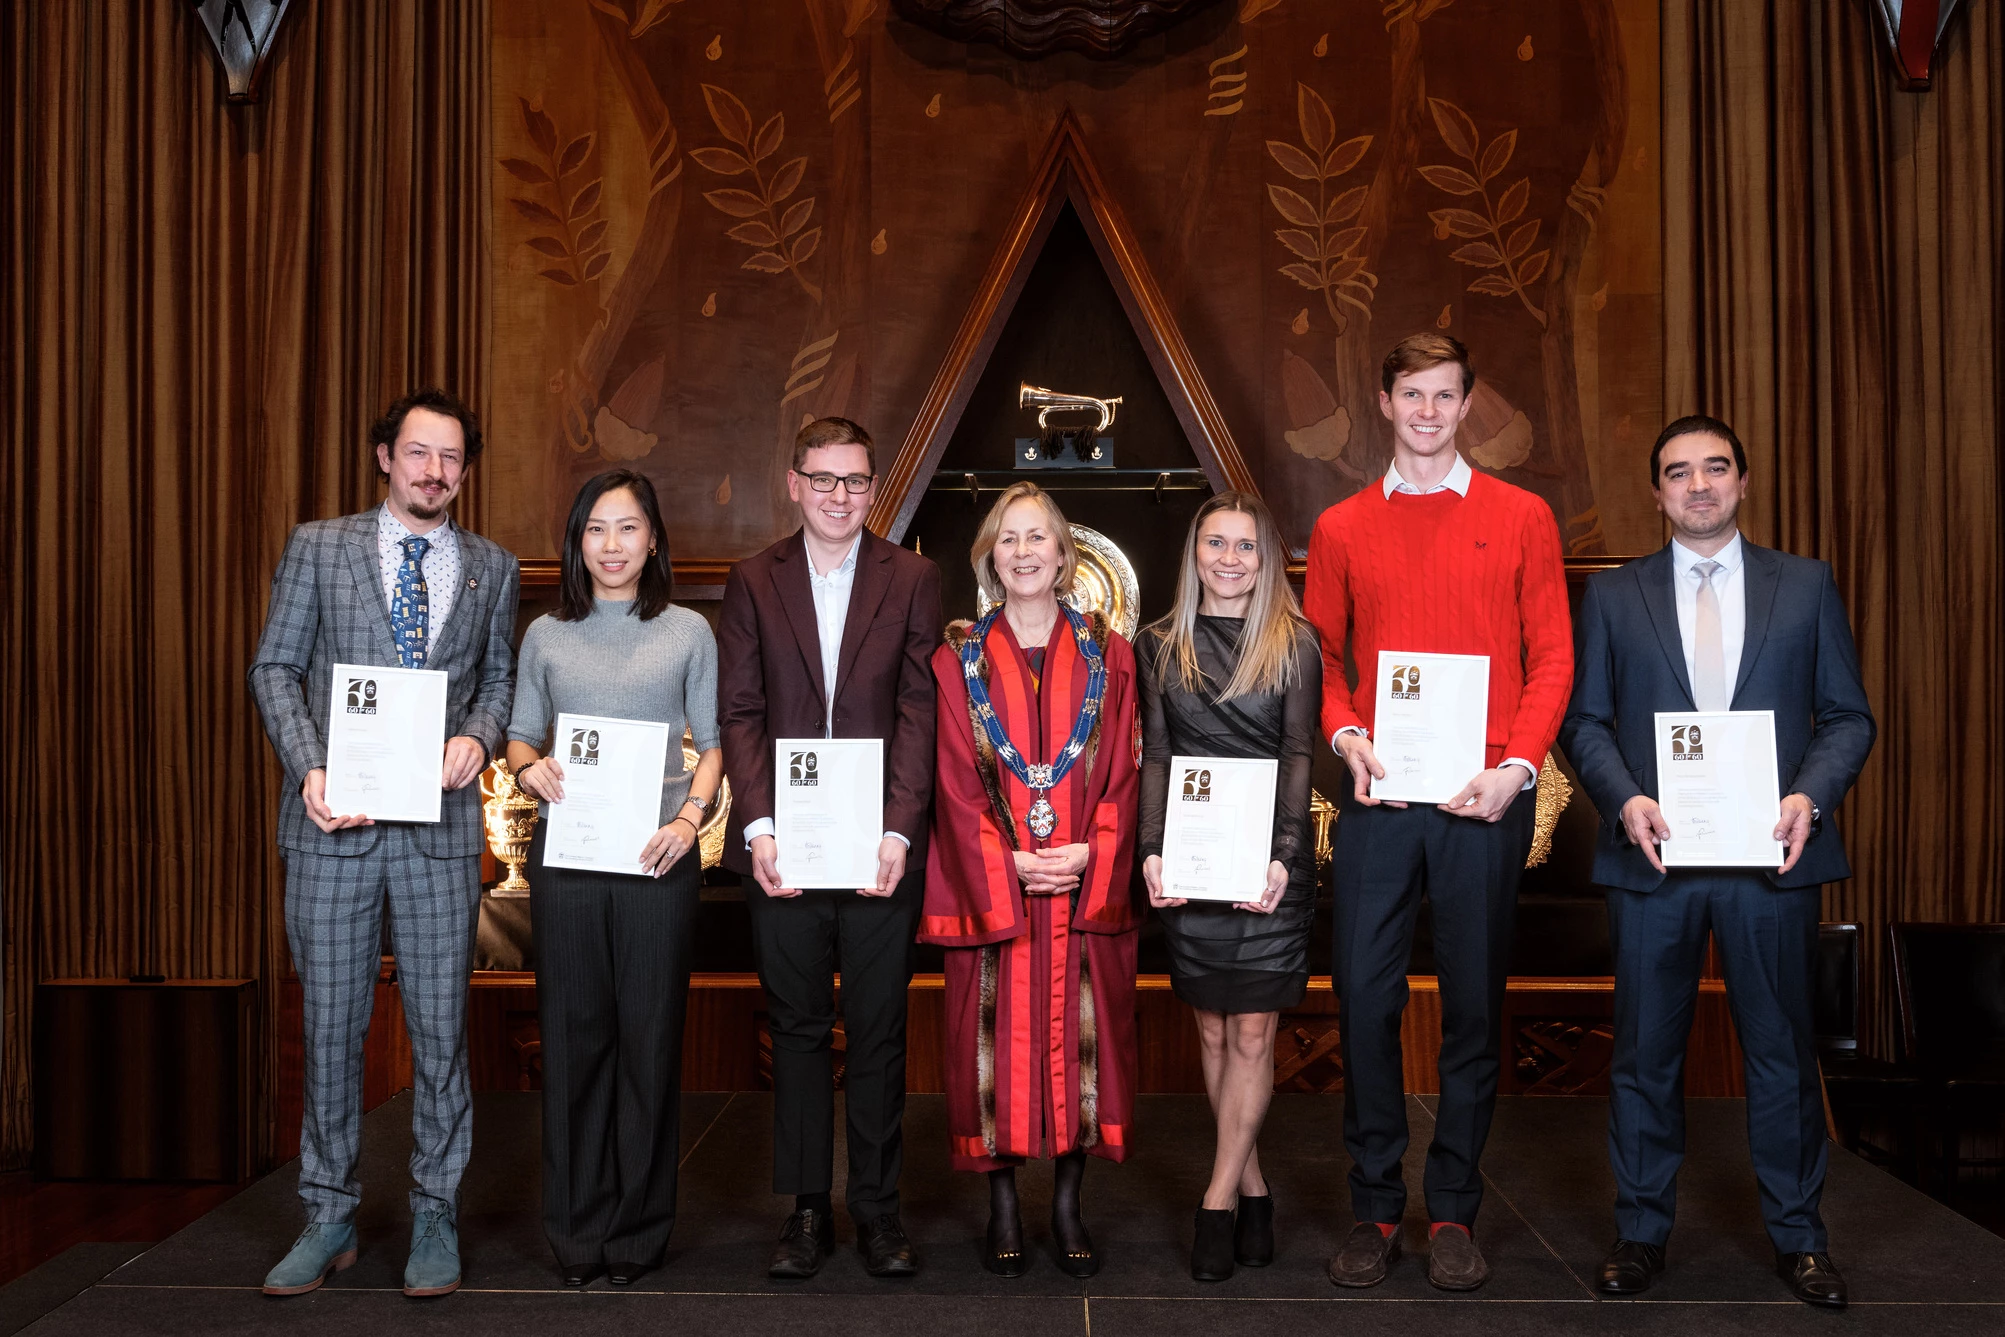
[560,1261,604,1287]
[857,1215,918,1277]
[1596,1240,1665,1295]
[1776,1251,1848,1308]
[767,1209,835,1280]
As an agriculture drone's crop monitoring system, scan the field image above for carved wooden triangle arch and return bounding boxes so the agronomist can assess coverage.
[870,109,1256,540]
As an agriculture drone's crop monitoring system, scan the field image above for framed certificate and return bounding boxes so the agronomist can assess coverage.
[1369,651,1490,804]
[773,738,884,889]
[1160,755,1277,903]
[323,662,448,823]
[542,713,673,877]
[1654,710,1786,867]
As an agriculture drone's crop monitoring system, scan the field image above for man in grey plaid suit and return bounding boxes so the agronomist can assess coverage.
[249,388,519,1298]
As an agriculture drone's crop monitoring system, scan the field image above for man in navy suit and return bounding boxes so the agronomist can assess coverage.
[1560,415,1875,1309]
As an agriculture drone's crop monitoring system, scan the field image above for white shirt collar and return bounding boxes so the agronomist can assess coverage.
[378,503,455,546]
[1382,452,1473,499]
[806,532,863,583]
[1669,531,1744,579]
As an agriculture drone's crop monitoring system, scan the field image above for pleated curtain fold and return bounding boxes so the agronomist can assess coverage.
[0,0,489,1167]
[1665,0,2003,1055]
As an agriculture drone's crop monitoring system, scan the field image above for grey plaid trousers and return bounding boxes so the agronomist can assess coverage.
[285,825,482,1221]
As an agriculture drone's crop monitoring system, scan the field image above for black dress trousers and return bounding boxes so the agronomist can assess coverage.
[1331,790,1534,1227]
[529,824,701,1267]
[743,867,920,1224]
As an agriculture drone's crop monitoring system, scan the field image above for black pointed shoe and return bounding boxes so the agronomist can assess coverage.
[1776,1251,1847,1309]
[767,1209,834,1280]
[984,1214,1028,1278]
[1595,1240,1665,1295]
[606,1260,653,1286]
[1234,1193,1275,1267]
[1191,1208,1236,1283]
[560,1261,604,1287]
[857,1215,918,1277]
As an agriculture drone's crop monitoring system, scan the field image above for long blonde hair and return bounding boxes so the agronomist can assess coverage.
[1149,491,1306,700]
[970,481,1078,607]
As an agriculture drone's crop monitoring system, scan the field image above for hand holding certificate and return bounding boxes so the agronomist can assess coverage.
[324,663,448,822]
[1369,651,1489,805]
[542,713,673,877]
[1653,710,1786,867]
[773,738,883,890]
[1160,756,1278,904]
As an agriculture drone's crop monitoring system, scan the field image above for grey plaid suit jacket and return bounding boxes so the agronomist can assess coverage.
[249,507,520,858]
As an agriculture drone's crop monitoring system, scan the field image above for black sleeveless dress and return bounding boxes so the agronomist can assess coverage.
[1138,616,1322,1013]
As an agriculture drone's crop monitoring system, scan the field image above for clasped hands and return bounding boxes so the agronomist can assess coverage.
[300,735,487,834]
[748,832,906,900]
[1335,732,1526,822]
[1143,854,1287,914]
[1621,791,1815,875]
[1014,843,1089,897]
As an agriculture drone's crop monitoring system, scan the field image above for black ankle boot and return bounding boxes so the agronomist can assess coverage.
[1234,1193,1274,1267]
[1192,1208,1236,1282]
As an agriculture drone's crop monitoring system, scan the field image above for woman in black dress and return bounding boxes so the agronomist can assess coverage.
[1139,490,1321,1283]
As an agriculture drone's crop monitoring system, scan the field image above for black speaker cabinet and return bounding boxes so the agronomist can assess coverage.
[34,979,259,1181]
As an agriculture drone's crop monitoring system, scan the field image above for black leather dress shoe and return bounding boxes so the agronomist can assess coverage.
[560,1261,604,1287]
[857,1215,919,1277]
[1776,1251,1848,1308]
[767,1210,834,1280]
[606,1260,653,1286]
[1596,1240,1665,1295]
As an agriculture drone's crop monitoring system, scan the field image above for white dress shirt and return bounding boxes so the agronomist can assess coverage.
[1669,531,1747,701]
[1381,450,1473,499]
[376,505,461,635]
[744,534,907,849]
[1337,452,1533,787]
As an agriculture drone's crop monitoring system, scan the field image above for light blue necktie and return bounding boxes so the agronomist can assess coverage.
[391,535,431,668]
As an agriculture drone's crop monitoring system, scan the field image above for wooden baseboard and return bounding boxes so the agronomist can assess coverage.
[272,970,1745,1162]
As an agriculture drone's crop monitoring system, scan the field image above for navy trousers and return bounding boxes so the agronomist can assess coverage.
[1606,872,1827,1253]
[1332,794,1534,1227]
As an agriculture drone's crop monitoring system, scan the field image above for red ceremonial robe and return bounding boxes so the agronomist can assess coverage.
[922,612,1140,1172]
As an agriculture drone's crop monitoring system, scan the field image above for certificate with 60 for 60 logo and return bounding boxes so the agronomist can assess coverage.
[324,662,447,823]
[1161,755,1278,903]
[773,738,883,889]
[1369,651,1490,805]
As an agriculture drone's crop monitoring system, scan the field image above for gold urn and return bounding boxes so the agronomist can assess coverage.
[480,759,540,897]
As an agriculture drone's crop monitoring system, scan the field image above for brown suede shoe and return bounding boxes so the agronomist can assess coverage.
[1427,1224,1489,1291]
[1328,1221,1400,1288]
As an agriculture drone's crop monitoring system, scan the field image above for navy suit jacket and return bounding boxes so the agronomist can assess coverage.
[1558,541,1875,892]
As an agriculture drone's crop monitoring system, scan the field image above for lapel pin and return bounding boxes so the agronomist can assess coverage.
[467,576,479,589]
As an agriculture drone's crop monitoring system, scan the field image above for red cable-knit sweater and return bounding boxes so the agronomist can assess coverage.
[1304,471,1573,770]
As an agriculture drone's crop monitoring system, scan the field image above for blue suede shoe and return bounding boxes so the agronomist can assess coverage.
[262,1222,358,1296]
[402,1207,462,1297]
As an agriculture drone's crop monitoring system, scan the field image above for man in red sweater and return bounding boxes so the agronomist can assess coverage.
[1304,333,1572,1292]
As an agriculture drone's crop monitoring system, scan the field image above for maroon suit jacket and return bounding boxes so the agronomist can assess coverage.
[717,527,943,877]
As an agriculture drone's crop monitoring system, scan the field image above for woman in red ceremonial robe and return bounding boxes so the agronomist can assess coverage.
[922,481,1140,1280]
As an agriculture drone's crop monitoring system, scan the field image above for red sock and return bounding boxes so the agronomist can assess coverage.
[1377,1222,1400,1238]
[1430,1222,1470,1239]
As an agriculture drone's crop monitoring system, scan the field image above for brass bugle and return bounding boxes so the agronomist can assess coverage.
[1019,382,1122,434]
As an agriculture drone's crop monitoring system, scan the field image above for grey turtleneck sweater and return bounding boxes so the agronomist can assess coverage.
[507,597,720,823]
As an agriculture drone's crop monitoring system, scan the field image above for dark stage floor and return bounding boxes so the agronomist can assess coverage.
[11,1091,2005,1334]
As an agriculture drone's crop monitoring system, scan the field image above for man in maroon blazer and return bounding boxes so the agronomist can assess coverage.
[718,417,942,1281]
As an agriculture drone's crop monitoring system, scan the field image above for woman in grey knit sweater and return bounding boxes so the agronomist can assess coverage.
[505,470,721,1288]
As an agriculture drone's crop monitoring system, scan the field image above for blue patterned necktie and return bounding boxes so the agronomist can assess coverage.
[391,535,431,668]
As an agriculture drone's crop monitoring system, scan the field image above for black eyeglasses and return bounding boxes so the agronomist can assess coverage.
[798,471,875,494]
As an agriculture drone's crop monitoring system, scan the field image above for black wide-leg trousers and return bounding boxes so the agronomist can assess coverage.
[1331,792,1534,1227]
[743,870,920,1225]
[529,825,700,1268]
